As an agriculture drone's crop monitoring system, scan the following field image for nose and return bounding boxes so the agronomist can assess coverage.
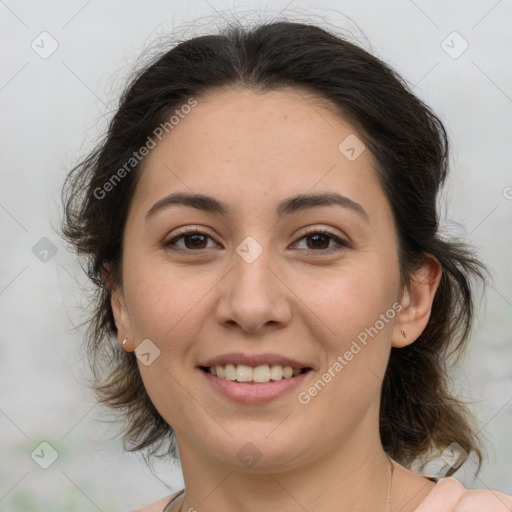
[214,240,293,334]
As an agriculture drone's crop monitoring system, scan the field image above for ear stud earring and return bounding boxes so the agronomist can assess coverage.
[121,337,134,352]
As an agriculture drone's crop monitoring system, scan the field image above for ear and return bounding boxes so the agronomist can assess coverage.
[392,253,442,348]
[103,264,134,352]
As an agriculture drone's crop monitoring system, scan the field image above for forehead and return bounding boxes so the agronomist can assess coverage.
[154,87,363,169]
[130,87,392,226]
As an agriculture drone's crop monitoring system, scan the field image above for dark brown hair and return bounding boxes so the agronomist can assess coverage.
[61,20,487,476]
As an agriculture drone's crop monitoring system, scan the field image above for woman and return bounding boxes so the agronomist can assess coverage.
[61,20,512,512]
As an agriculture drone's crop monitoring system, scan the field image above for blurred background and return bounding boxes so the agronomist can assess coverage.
[1,0,511,510]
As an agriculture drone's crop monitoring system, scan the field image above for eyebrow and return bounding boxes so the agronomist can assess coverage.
[145,191,369,221]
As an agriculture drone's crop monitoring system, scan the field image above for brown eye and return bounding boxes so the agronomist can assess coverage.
[305,233,331,250]
[164,229,217,251]
[293,230,349,253]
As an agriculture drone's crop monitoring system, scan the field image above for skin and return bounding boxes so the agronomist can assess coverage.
[111,87,444,512]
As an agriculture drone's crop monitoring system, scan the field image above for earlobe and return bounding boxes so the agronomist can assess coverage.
[392,254,442,348]
[110,285,134,352]
[121,336,135,352]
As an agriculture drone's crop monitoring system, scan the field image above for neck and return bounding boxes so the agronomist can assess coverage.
[175,426,393,512]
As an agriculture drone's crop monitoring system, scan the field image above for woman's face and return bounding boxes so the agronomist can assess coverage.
[113,87,408,471]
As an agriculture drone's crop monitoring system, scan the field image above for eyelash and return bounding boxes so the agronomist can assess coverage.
[163,227,350,254]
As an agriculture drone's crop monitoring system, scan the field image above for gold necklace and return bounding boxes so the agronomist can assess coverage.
[173,456,394,511]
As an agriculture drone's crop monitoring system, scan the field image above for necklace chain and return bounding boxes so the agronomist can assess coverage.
[387,456,395,511]
[174,456,394,512]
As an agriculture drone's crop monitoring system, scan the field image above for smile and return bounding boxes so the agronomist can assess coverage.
[198,365,313,404]
[200,364,310,383]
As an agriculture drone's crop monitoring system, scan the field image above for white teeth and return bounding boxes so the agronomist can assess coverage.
[236,364,253,382]
[224,364,236,380]
[270,365,283,380]
[283,366,293,379]
[207,364,305,383]
[253,365,271,383]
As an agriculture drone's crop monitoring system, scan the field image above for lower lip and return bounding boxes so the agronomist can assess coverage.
[199,368,312,404]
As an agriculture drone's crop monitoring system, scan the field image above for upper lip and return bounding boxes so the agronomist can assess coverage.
[199,352,313,369]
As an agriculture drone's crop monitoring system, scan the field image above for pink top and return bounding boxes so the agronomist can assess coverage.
[413,476,512,511]
[133,479,512,511]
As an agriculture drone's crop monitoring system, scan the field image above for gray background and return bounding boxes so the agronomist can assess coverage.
[0,1,511,510]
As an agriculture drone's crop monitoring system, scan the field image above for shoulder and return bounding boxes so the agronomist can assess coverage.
[129,490,183,512]
[415,477,512,512]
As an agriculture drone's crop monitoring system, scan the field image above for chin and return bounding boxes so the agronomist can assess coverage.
[202,430,311,473]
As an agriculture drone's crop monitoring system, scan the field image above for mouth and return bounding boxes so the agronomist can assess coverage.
[198,364,313,404]
[199,364,312,384]
[196,353,315,403]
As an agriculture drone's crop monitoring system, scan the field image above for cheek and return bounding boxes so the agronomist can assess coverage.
[301,259,397,342]
[122,254,212,344]
[300,261,397,396]
[122,259,213,420]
